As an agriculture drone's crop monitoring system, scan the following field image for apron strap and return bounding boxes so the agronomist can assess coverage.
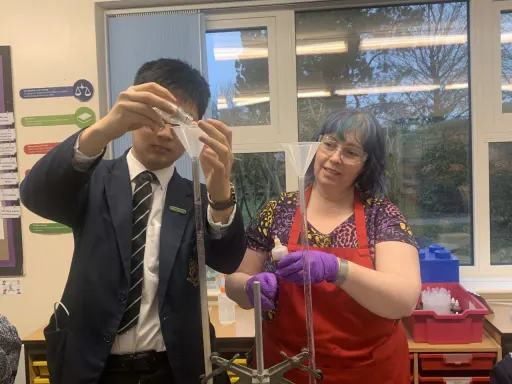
[353,191,369,249]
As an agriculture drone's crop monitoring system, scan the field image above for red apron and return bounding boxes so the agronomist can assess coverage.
[262,187,410,384]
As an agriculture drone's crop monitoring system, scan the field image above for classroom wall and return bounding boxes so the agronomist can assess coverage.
[0,0,249,340]
[0,0,101,338]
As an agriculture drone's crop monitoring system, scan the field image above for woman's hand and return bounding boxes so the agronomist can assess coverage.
[276,250,339,285]
[245,273,279,311]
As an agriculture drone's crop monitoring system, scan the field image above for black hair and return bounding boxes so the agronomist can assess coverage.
[134,58,211,119]
[306,108,387,199]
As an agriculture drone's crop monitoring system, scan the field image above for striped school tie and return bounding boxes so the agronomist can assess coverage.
[118,171,155,334]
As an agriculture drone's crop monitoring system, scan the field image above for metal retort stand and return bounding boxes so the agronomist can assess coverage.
[200,282,323,384]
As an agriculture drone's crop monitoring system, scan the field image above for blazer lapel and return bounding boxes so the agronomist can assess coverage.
[158,172,193,311]
[105,155,133,281]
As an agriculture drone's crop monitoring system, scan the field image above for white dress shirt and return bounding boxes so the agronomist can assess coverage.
[72,139,236,354]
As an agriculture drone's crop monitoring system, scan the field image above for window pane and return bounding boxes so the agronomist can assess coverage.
[489,142,512,265]
[233,152,286,225]
[206,29,271,126]
[206,151,286,289]
[502,12,512,113]
[296,3,472,264]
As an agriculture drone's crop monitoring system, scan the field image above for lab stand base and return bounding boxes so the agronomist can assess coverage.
[200,348,322,384]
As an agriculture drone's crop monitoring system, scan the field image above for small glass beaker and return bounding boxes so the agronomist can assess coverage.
[154,101,194,126]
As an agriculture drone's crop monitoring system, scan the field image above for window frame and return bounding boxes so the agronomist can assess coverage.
[206,11,300,191]
[231,144,299,192]
[205,11,299,147]
[100,0,512,291]
[464,0,512,285]
[214,2,512,286]
[291,2,480,269]
[490,0,512,132]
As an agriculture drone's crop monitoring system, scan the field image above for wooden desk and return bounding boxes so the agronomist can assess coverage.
[407,330,502,384]
[23,305,503,384]
[211,306,502,353]
[21,307,256,384]
[23,328,47,384]
[208,305,254,357]
[210,306,502,384]
[485,302,512,357]
[24,328,45,343]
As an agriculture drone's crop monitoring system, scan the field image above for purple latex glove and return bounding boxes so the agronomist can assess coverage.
[245,273,279,311]
[275,250,339,285]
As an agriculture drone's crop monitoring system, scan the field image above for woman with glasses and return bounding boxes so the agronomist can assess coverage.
[225,109,421,384]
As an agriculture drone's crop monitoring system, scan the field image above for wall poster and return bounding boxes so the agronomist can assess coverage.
[0,46,23,276]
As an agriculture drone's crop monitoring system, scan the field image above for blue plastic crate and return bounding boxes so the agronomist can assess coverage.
[419,244,459,283]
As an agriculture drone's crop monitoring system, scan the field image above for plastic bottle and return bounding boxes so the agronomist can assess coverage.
[271,237,289,262]
[421,287,451,314]
[453,299,462,314]
[218,285,236,325]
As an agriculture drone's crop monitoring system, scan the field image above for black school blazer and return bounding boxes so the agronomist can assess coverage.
[20,131,246,384]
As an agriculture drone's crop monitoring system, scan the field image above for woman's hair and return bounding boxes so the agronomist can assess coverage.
[306,108,387,199]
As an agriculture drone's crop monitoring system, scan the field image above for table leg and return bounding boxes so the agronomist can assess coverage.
[413,353,419,384]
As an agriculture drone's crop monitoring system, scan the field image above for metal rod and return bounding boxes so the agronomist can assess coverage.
[298,175,316,384]
[253,281,265,376]
[192,156,212,383]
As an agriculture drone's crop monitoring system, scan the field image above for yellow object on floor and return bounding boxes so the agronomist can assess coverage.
[32,361,49,377]
[228,359,247,383]
[33,377,50,384]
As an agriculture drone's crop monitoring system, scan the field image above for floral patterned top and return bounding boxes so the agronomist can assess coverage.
[0,315,21,384]
[246,191,418,262]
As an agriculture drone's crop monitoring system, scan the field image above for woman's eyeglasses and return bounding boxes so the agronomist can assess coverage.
[320,136,367,164]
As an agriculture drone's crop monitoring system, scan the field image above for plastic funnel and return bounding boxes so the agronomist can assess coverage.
[281,142,321,176]
[173,126,205,158]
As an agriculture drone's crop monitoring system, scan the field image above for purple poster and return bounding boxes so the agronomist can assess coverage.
[0,46,23,276]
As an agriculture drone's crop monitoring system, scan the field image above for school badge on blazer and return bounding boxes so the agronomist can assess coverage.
[187,257,199,287]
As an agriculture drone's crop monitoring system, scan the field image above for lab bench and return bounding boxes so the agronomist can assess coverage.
[22,305,503,384]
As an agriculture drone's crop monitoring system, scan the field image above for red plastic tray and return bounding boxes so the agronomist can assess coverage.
[419,353,495,371]
[419,376,489,384]
[403,283,489,344]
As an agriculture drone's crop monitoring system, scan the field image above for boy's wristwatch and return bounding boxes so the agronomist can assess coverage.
[207,183,237,211]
